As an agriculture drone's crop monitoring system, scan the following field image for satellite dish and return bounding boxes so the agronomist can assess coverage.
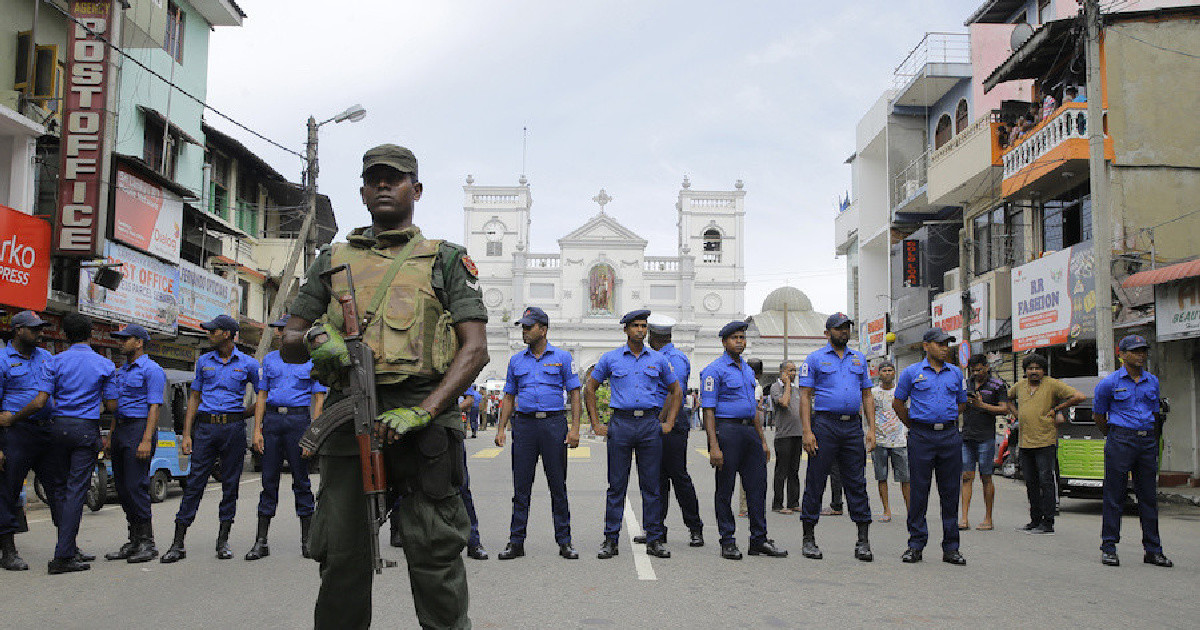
[1011,23,1035,51]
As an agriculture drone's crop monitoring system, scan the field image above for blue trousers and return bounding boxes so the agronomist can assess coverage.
[659,416,703,537]
[467,410,479,434]
[604,412,664,542]
[906,423,963,552]
[110,419,154,524]
[0,421,62,535]
[256,410,315,518]
[714,421,767,546]
[800,414,871,523]
[461,447,481,548]
[50,417,101,560]
[1101,426,1162,554]
[175,421,246,526]
[508,412,571,545]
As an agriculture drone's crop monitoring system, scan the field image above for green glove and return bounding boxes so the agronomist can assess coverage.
[309,323,351,387]
[378,406,432,438]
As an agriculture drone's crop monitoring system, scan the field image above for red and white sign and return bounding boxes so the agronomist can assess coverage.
[113,165,182,262]
[931,282,989,341]
[0,205,51,311]
[54,1,114,256]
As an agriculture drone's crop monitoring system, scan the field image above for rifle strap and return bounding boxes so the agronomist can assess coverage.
[362,235,424,328]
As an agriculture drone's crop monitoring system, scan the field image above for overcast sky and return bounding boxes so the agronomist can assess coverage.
[206,0,973,316]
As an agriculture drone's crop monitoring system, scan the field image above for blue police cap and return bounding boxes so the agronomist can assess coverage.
[9,310,48,328]
[269,314,290,329]
[201,314,240,333]
[825,312,852,330]
[1118,335,1149,351]
[515,306,549,327]
[922,327,955,343]
[620,309,651,325]
[718,320,749,339]
[111,324,150,341]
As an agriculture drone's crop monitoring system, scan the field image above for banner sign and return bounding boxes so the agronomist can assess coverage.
[860,315,888,357]
[113,165,182,262]
[79,241,179,334]
[1156,278,1200,342]
[55,0,115,255]
[902,239,920,287]
[177,261,239,330]
[1011,242,1095,351]
[0,205,51,311]
[931,282,989,341]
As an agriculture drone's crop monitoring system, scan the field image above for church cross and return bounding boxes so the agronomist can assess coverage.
[592,188,613,213]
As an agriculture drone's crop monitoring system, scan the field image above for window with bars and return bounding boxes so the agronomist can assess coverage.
[143,118,179,179]
[486,241,502,256]
[1041,187,1092,252]
[973,203,1024,274]
[164,2,185,64]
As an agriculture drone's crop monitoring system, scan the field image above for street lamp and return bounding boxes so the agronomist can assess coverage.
[255,104,367,360]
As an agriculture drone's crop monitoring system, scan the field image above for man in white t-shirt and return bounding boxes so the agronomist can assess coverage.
[871,362,909,522]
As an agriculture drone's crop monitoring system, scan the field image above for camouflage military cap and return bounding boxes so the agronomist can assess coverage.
[362,144,417,176]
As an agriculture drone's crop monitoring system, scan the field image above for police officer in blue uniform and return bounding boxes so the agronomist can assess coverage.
[162,314,261,563]
[102,324,166,564]
[1094,335,1172,568]
[461,384,482,438]
[0,311,60,571]
[246,315,327,562]
[797,312,876,561]
[586,309,682,560]
[10,314,114,574]
[701,321,788,560]
[634,314,704,548]
[892,327,968,565]
[494,307,581,560]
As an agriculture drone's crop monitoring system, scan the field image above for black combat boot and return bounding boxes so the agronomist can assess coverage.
[0,533,29,571]
[854,522,873,562]
[215,520,234,559]
[159,523,188,563]
[244,516,271,561]
[389,515,404,548]
[300,516,313,559]
[127,521,158,564]
[105,524,137,561]
[801,521,822,559]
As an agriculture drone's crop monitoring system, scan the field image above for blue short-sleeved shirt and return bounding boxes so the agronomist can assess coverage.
[258,351,326,408]
[0,344,56,421]
[503,344,582,413]
[460,385,483,410]
[38,343,116,420]
[191,348,261,414]
[699,352,758,419]
[590,344,677,410]
[894,359,968,423]
[1093,366,1159,431]
[797,344,873,415]
[656,343,690,412]
[104,354,166,419]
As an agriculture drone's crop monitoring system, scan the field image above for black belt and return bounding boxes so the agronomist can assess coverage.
[815,411,861,422]
[912,420,957,431]
[197,412,244,424]
[115,415,148,424]
[1109,425,1154,437]
[717,417,755,426]
[516,411,564,420]
[613,408,661,418]
[267,405,310,415]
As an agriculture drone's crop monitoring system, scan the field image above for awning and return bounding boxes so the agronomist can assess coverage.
[982,18,1077,93]
[1122,259,1200,287]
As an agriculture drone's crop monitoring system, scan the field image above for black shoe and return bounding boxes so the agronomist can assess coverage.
[105,527,137,561]
[244,516,271,561]
[160,523,188,564]
[466,544,488,560]
[942,550,967,565]
[300,516,313,559]
[646,541,671,558]
[498,543,525,560]
[597,539,619,559]
[720,543,743,560]
[854,540,874,562]
[901,548,923,563]
[1144,552,1173,568]
[0,533,28,571]
[470,433,477,438]
[558,543,579,559]
[689,531,704,547]
[801,537,822,560]
[74,550,96,563]
[215,521,234,560]
[632,534,647,545]
[390,522,404,548]
[1028,523,1055,535]
[748,539,788,558]
[1101,551,1120,567]
[1016,521,1039,533]
[127,522,158,564]
[47,557,90,575]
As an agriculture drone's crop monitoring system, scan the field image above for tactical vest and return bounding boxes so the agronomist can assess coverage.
[328,230,458,383]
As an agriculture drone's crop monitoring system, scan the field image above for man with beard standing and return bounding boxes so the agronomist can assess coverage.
[770,361,803,515]
[960,354,1007,532]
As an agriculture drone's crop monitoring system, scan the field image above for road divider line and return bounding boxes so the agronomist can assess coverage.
[567,447,591,459]
[471,447,504,459]
[623,499,657,581]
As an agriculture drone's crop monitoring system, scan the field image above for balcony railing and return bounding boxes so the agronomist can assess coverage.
[890,151,928,209]
[472,193,520,204]
[893,32,970,91]
[525,254,560,269]
[1002,103,1092,179]
[644,257,680,272]
[930,110,1003,167]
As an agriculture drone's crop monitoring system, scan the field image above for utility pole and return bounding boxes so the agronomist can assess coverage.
[782,298,789,363]
[1084,0,1115,373]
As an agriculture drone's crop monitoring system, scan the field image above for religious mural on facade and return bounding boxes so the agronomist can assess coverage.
[589,263,615,315]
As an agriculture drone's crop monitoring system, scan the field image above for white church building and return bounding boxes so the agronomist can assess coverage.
[463,176,749,390]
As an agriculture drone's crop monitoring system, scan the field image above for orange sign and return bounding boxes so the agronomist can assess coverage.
[0,205,51,311]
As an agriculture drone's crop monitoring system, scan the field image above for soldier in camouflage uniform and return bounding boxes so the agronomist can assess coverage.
[282,144,489,630]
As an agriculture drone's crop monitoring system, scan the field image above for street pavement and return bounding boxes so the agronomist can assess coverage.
[3,427,1199,629]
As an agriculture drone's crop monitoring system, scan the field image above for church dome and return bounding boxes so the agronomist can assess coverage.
[761,286,813,313]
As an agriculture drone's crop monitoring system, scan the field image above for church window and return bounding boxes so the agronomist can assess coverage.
[486,241,503,256]
[703,229,722,263]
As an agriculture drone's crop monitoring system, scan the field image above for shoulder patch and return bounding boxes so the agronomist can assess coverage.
[704,375,715,392]
[461,254,479,278]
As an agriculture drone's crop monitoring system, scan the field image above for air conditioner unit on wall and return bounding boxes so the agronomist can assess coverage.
[943,268,959,292]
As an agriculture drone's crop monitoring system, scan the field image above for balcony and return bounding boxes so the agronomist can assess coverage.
[834,201,860,255]
[525,254,560,269]
[892,33,972,108]
[890,151,928,219]
[644,257,680,272]
[927,111,1004,207]
[1001,103,1113,198]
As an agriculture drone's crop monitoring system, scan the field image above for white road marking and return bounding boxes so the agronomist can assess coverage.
[623,498,657,581]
